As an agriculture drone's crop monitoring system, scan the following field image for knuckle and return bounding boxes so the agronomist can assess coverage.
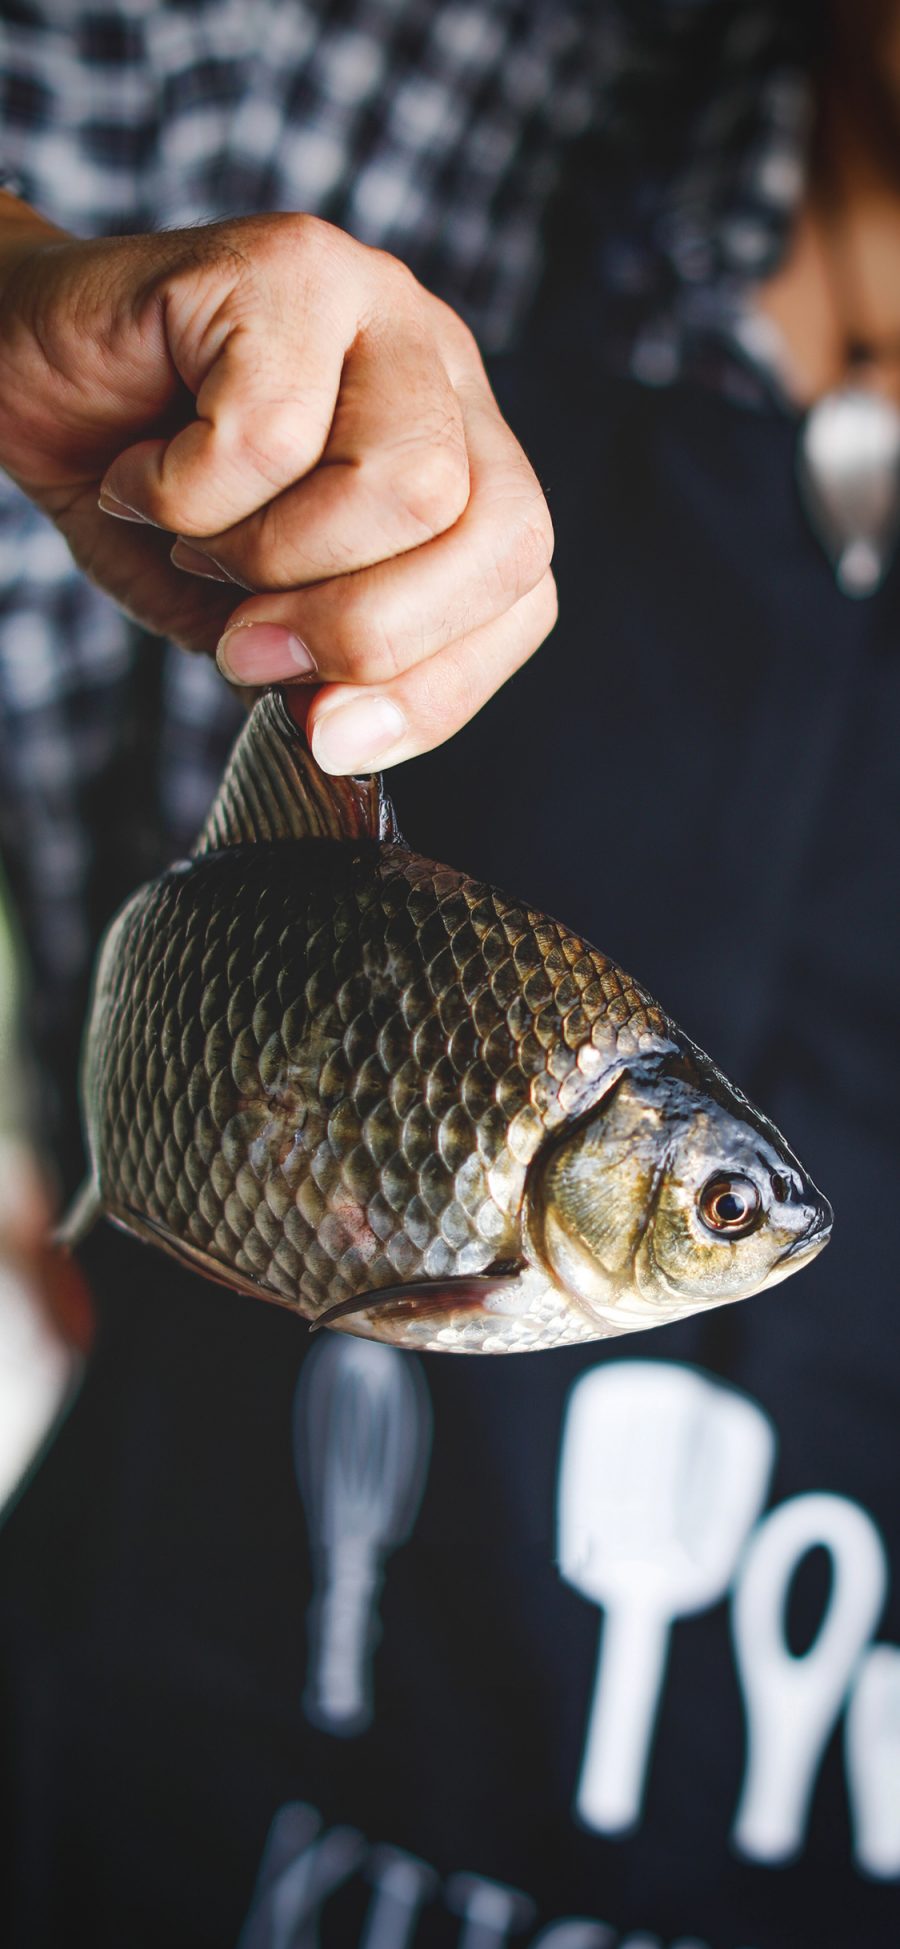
[216,525,263,587]
[497,493,555,600]
[245,495,301,581]
[535,569,559,636]
[387,436,470,538]
[331,586,404,682]
[168,214,318,308]
[141,477,197,533]
[369,247,421,303]
[238,210,343,275]
[232,401,322,490]
[281,210,329,250]
[416,652,475,735]
[279,211,349,274]
[428,294,482,369]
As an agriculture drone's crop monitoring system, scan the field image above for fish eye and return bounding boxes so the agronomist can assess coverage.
[697,1174,761,1237]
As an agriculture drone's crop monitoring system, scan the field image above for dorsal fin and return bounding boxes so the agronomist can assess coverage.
[194,690,404,855]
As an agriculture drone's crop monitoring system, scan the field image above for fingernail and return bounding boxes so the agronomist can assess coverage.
[171,538,234,583]
[312,696,406,773]
[97,488,149,524]
[216,622,316,683]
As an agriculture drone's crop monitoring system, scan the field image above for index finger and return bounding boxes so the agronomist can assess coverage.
[172,319,471,589]
[100,277,352,535]
[213,373,552,687]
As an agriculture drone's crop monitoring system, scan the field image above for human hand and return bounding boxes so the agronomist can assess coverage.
[0,201,555,771]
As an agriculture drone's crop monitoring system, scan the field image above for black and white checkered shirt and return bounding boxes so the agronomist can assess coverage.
[0,0,815,1167]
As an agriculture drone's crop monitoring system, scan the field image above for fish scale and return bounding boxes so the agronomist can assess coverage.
[70,690,831,1352]
[86,834,669,1327]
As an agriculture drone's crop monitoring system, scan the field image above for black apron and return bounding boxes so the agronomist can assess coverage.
[2,261,899,1949]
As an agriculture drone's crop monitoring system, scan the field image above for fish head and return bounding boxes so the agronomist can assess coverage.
[529,1056,832,1333]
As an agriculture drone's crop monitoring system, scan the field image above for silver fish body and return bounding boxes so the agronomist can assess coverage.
[74,693,831,1351]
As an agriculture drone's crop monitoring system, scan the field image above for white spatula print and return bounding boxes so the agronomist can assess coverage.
[558,1359,775,1833]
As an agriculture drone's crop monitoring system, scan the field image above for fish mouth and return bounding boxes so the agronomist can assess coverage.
[778,1197,834,1269]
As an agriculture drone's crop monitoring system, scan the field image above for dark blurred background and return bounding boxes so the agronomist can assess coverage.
[1,4,900,1946]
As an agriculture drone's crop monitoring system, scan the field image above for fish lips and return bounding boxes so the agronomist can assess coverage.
[776,1192,834,1269]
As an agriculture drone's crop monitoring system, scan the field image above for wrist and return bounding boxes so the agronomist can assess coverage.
[0,190,71,289]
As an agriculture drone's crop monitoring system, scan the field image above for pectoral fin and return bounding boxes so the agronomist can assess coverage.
[311,1266,528,1334]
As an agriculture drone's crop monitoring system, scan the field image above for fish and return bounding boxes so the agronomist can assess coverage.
[66,689,832,1354]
